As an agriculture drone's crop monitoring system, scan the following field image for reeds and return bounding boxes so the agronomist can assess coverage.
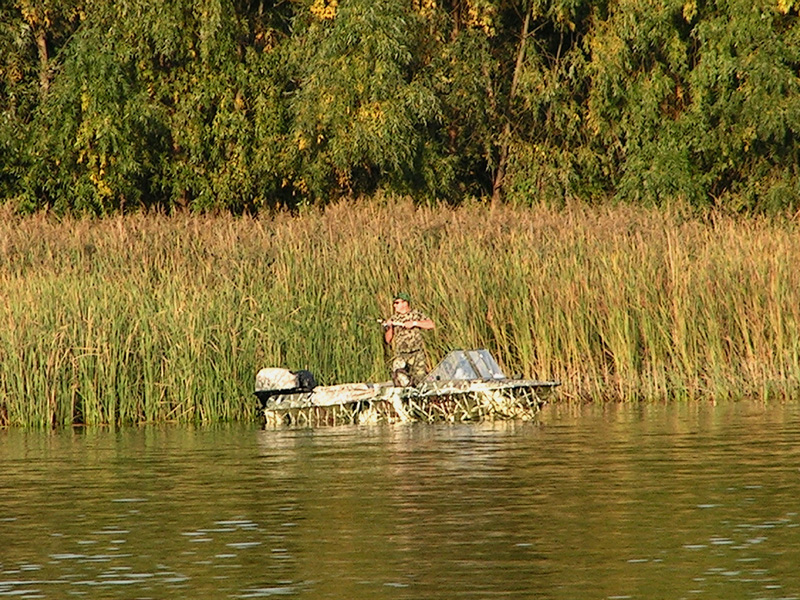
[1,199,799,426]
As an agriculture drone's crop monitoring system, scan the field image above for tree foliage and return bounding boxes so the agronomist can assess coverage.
[1,0,799,213]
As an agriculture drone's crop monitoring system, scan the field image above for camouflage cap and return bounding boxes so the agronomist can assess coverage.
[394,292,411,303]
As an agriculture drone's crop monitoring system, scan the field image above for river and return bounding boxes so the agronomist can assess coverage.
[1,400,799,599]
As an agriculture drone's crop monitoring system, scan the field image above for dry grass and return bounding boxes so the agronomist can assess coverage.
[1,199,799,426]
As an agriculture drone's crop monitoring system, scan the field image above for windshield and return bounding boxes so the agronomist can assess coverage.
[425,349,506,382]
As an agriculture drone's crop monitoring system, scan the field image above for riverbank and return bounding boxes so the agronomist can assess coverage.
[2,200,799,426]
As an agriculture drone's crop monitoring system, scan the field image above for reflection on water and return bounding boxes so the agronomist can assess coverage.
[1,401,799,599]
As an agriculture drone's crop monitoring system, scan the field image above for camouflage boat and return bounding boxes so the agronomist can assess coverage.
[254,349,560,427]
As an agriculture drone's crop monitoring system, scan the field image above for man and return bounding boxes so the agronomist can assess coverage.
[383,292,435,386]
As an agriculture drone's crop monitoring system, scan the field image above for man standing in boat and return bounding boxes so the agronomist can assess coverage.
[383,292,435,386]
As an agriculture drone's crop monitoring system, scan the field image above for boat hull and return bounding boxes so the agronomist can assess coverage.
[258,379,559,427]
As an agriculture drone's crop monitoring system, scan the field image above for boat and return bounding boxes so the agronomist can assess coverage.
[254,349,560,427]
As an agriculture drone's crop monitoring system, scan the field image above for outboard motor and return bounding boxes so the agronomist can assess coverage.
[294,369,317,392]
[254,368,317,408]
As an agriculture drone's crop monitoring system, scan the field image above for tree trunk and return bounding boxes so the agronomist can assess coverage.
[491,8,531,206]
[36,27,50,97]
[20,0,51,98]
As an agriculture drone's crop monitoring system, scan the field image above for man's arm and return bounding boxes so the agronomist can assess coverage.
[401,317,434,330]
[399,312,434,330]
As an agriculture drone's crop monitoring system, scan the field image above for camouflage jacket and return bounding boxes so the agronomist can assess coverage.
[391,309,429,354]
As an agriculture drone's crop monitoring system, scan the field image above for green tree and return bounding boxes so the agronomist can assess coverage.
[681,0,800,211]
[583,0,696,204]
[0,0,84,203]
[3,0,800,213]
[14,0,297,213]
[503,0,800,210]
[284,0,441,201]
[485,0,605,204]
[427,0,507,201]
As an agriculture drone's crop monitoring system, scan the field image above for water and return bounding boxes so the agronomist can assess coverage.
[1,400,799,600]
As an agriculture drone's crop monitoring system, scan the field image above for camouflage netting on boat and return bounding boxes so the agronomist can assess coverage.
[259,382,559,427]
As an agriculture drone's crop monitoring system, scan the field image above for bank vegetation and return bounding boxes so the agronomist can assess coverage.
[1,201,799,426]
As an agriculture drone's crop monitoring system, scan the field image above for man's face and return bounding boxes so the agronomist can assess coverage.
[393,298,410,314]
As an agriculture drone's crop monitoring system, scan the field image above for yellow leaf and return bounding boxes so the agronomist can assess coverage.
[683,0,697,21]
[310,0,338,20]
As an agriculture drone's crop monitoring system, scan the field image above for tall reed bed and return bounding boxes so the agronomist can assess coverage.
[1,200,799,426]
